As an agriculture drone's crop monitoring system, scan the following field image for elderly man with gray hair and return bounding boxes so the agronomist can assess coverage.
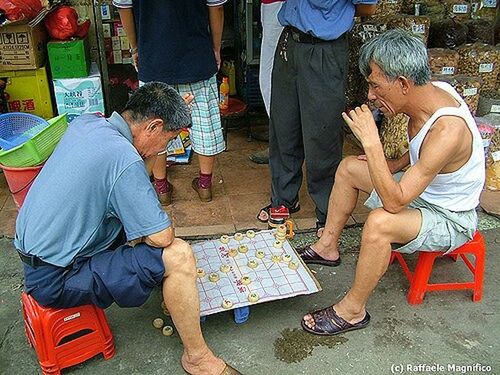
[300,29,485,336]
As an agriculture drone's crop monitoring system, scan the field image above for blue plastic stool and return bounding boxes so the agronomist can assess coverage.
[200,306,250,324]
[233,306,250,324]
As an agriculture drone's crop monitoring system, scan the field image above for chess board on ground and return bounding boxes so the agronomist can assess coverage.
[192,229,321,317]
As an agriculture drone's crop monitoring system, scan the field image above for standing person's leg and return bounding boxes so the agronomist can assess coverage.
[297,36,349,233]
[259,2,284,115]
[250,1,284,165]
[176,77,225,202]
[152,156,172,206]
[268,30,304,211]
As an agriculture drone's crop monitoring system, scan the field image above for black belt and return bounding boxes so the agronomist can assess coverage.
[287,26,334,44]
[18,251,54,268]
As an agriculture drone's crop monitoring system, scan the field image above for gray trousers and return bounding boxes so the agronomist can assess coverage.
[269,29,348,223]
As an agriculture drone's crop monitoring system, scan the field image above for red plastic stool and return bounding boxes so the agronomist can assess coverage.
[390,231,485,305]
[21,292,115,375]
[219,97,249,145]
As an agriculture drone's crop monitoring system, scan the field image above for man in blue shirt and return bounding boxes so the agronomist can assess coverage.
[15,83,240,375]
[259,0,377,242]
[114,0,227,205]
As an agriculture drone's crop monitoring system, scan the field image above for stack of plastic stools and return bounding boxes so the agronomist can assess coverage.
[390,231,485,304]
[21,292,115,375]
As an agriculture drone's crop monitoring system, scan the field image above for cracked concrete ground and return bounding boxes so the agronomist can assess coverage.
[0,222,499,375]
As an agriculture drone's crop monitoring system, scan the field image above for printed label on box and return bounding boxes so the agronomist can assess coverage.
[53,65,105,120]
[112,50,122,64]
[479,63,493,73]
[411,24,425,34]
[491,104,500,113]
[463,87,478,96]
[111,36,121,51]
[483,0,497,7]
[492,151,500,162]
[102,24,111,38]
[7,98,35,112]
[120,36,129,51]
[101,5,111,20]
[441,66,455,75]
[452,4,468,13]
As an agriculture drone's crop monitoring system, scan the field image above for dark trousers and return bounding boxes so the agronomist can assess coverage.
[268,29,348,223]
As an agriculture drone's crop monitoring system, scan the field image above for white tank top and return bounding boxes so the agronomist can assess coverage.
[408,81,485,211]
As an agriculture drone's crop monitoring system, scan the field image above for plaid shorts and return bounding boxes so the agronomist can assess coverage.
[173,75,225,156]
[140,75,225,156]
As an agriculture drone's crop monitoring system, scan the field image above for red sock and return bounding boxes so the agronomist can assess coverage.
[198,172,212,189]
[153,178,170,194]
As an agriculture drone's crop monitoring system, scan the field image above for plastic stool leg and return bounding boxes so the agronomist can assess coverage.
[473,252,485,302]
[407,252,439,305]
[233,306,250,324]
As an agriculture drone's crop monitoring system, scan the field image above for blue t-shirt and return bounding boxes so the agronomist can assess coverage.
[14,112,171,267]
[278,0,378,41]
[113,0,227,84]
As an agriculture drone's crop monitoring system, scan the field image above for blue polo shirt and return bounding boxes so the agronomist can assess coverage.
[14,112,171,268]
[113,0,227,84]
[278,0,378,41]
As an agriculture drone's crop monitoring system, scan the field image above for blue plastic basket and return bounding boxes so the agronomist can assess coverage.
[0,113,50,151]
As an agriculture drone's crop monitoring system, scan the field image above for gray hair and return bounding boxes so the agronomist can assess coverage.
[123,82,191,131]
[359,29,431,85]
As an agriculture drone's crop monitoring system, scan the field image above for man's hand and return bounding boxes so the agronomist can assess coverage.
[357,154,400,174]
[213,48,221,70]
[131,50,138,72]
[342,104,380,149]
[183,93,195,113]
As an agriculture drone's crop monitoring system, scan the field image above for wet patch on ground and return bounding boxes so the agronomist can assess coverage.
[273,328,348,363]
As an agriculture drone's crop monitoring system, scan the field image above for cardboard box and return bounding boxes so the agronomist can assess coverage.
[47,38,91,79]
[120,36,129,51]
[53,64,105,122]
[0,23,48,71]
[1,66,54,118]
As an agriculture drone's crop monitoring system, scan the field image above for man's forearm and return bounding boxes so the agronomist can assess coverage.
[365,142,405,213]
[389,152,410,174]
[208,5,224,52]
[118,8,138,50]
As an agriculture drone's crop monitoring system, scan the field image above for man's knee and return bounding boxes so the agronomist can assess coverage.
[363,209,393,241]
[336,156,361,181]
[162,238,196,276]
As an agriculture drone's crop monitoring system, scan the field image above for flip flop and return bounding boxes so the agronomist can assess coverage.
[301,305,371,336]
[256,201,301,223]
[299,245,341,267]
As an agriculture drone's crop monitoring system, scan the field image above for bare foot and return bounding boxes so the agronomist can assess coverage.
[310,243,340,262]
[181,349,226,375]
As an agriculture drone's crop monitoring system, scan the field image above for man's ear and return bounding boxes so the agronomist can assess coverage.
[398,76,411,95]
[146,119,164,134]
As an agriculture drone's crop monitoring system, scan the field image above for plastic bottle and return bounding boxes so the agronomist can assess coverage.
[219,77,229,110]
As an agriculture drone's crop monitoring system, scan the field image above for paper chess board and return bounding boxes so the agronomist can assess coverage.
[192,229,321,316]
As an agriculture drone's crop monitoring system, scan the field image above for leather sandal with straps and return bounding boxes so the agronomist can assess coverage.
[301,305,370,336]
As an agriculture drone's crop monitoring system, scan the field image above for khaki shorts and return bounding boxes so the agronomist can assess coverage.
[364,173,477,254]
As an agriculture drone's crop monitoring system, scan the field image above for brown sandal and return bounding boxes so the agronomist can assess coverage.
[301,306,370,336]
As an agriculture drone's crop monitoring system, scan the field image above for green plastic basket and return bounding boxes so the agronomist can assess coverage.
[0,113,68,167]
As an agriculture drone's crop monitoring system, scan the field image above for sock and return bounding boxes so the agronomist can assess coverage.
[153,177,170,194]
[198,172,212,189]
